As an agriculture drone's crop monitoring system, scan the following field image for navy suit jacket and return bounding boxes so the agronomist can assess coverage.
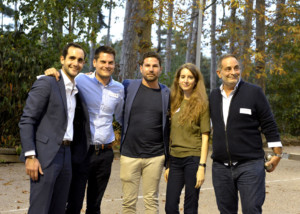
[19,71,91,169]
[120,79,170,164]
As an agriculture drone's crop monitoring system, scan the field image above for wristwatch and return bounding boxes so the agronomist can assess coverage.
[199,163,206,167]
[26,155,36,159]
[274,153,283,158]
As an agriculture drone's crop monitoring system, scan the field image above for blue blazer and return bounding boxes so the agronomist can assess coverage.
[19,71,91,169]
[120,79,170,164]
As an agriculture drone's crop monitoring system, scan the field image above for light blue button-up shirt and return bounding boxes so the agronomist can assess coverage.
[75,72,124,145]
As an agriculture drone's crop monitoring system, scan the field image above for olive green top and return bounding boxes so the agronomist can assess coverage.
[170,99,210,158]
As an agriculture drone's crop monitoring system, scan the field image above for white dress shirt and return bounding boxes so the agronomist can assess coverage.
[61,70,78,141]
[220,80,240,127]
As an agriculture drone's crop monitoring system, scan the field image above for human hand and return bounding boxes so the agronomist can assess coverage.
[164,168,170,182]
[265,156,281,173]
[45,68,60,81]
[25,157,43,181]
[195,166,205,188]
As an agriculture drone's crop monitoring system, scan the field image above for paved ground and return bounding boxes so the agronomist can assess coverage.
[0,146,300,214]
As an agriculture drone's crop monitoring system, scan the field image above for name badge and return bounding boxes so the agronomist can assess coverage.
[108,91,119,98]
[240,108,252,115]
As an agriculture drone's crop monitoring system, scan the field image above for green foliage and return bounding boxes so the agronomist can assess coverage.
[0,29,92,147]
[265,0,300,136]
[0,2,15,17]
[0,32,58,147]
[0,0,118,147]
[267,71,300,136]
[15,145,22,155]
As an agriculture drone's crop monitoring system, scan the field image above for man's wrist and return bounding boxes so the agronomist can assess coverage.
[26,155,36,160]
[273,153,283,158]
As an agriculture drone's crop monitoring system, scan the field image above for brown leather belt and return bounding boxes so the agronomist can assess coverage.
[92,143,113,155]
[62,140,72,146]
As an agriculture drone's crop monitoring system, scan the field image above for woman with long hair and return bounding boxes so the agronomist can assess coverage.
[165,63,210,214]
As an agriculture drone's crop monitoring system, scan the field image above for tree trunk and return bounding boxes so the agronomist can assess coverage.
[55,0,63,35]
[186,0,197,63]
[119,0,141,80]
[87,15,97,72]
[229,0,238,54]
[53,0,64,49]
[2,11,4,31]
[89,42,95,72]
[164,0,173,74]
[68,7,72,34]
[241,0,253,80]
[156,0,163,53]
[137,0,153,54]
[255,0,266,91]
[210,1,217,91]
[274,0,286,52]
[196,0,205,68]
[119,0,154,80]
[106,0,113,46]
[14,1,18,32]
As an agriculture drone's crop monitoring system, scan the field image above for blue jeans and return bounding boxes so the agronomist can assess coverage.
[165,156,200,214]
[212,159,265,214]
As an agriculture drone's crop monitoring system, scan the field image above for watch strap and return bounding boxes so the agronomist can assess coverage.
[199,163,206,167]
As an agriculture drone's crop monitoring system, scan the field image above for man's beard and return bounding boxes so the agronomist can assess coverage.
[143,74,158,82]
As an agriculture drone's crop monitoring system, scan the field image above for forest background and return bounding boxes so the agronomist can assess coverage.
[0,0,299,149]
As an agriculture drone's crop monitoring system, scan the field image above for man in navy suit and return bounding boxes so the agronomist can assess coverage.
[120,51,170,213]
[19,43,90,214]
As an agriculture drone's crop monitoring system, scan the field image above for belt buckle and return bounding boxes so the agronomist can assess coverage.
[62,140,71,146]
[95,144,100,155]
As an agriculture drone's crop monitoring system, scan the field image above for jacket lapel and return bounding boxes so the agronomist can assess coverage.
[126,80,142,118]
[160,84,170,128]
[57,70,68,116]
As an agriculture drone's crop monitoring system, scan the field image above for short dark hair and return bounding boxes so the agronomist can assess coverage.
[62,42,86,59]
[94,46,116,60]
[140,51,162,67]
[217,54,238,70]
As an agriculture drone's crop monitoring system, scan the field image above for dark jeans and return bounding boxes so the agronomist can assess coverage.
[165,156,200,214]
[212,159,266,214]
[66,146,114,214]
[86,147,114,214]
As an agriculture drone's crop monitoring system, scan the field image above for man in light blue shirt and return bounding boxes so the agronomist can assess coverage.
[76,68,123,145]
[45,46,124,214]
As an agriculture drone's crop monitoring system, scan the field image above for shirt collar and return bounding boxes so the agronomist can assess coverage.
[219,78,241,98]
[219,78,241,93]
[61,70,78,92]
[92,71,113,86]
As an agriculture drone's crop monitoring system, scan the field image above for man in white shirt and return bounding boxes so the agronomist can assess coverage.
[44,46,124,214]
[209,54,282,214]
[19,43,89,214]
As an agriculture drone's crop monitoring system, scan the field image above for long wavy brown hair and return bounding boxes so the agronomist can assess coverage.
[170,63,208,125]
